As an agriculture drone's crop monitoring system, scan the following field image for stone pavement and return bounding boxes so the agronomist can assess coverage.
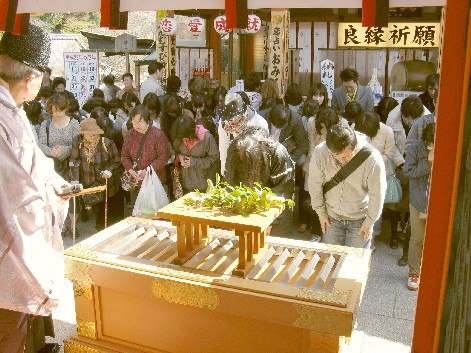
[48,206,417,353]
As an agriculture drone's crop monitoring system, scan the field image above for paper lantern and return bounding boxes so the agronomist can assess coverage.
[214,15,230,35]
[187,16,204,34]
[160,17,177,35]
[246,14,261,34]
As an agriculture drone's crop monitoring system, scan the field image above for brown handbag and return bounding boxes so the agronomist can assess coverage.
[172,165,184,199]
[121,127,151,191]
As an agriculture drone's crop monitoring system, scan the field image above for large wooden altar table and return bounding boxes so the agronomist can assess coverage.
[157,193,283,276]
[63,217,371,353]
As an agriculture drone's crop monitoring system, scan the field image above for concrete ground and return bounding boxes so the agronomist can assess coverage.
[48,205,417,353]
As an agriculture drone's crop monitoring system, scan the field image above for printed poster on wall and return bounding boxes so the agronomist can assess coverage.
[64,52,99,107]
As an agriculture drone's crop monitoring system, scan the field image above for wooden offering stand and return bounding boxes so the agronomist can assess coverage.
[157,192,283,277]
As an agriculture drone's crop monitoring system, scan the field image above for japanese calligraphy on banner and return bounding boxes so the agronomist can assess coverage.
[63,52,98,107]
[338,23,440,48]
[268,10,290,91]
[169,35,177,74]
[156,11,176,76]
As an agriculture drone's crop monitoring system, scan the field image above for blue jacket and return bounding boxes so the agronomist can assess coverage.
[403,140,432,213]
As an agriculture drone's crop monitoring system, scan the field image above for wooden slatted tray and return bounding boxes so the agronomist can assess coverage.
[66,217,365,307]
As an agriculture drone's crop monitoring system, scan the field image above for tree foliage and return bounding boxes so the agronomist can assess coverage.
[36,12,100,33]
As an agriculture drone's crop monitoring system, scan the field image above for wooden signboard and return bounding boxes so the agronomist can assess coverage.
[338,22,441,48]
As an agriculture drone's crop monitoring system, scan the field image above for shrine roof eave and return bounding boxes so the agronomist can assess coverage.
[18,0,446,13]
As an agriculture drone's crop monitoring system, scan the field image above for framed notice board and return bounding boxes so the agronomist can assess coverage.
[64,52,99,107]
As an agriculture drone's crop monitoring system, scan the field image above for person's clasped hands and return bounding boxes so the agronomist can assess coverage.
[128,168,145,181]
[179,154,191,168]
[100,170,112,179]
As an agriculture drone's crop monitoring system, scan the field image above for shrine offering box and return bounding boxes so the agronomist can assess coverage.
[64,214,370,353]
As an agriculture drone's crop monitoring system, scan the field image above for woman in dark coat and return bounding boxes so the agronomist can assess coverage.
[172,116,220,194]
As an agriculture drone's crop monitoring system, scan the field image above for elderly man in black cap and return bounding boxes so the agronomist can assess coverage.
[217,92,269,175]
[0,25,71,352]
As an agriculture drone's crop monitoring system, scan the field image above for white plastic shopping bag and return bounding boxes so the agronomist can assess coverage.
[132,166,169,218]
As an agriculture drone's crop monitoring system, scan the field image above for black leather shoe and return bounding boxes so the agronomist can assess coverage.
[38,343,60,353]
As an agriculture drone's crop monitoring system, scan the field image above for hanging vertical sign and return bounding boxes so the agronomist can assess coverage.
[155,11,176,77]
[262,24,269,73]
[283,11,290,81]
[320,59,335,100]
[63,52,99,107]
[169,34,177,75]
[156,11,169,73]
[268,10,290,92]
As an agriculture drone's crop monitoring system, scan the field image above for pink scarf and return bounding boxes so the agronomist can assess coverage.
[183,125,208,151]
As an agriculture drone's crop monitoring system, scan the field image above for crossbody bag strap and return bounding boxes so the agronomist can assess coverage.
[46,119,51,146]
[133,126,151,169]
[323,145,374,194]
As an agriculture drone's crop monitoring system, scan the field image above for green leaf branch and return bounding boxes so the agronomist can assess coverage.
[183,174,295,215]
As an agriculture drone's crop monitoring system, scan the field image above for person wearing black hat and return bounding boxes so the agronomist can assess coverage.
[217,92,269,176]
[0,25,71,352]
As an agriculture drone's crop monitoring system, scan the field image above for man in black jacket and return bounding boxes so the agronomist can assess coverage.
[225,126,295,237]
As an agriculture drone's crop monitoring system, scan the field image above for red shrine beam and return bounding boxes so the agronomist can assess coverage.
[0,0,29,34]
[362,0,389,28]
[225,0,248,29]
[13,14,30,35]
[101,0,128,30]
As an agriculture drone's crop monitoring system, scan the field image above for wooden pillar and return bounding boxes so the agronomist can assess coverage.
[411,1,471,352]
[245,34,254,74]
[268,9,290,94]
[209,14,222,85]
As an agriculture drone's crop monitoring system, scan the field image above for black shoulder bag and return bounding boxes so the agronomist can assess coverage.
[323,145,374,194]
[121,127,151,191]
[46,119,70,178]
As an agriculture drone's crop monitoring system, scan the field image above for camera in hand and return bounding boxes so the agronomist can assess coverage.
[60,183,83,195]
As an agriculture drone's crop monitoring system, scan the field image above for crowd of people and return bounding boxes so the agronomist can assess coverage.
[0,25,438,352]
[29,59,439,293]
